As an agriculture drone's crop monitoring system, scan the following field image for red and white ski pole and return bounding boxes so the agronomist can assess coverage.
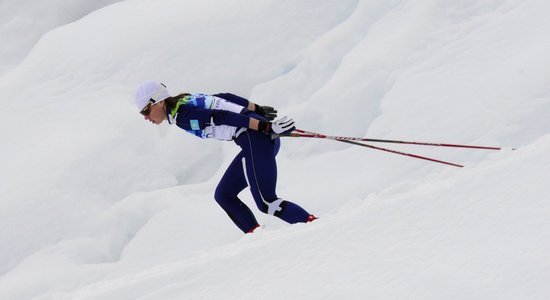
[290,129,501,150]
[284,129,503,168]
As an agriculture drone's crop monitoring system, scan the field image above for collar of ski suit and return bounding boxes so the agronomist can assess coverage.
[167,96,190,125]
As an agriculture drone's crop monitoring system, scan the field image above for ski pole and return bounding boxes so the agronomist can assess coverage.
[336,138,464,168]
[292,129,501,151]
[284,129,466,168]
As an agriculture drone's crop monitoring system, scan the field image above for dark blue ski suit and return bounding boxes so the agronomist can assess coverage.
[167,93,312,233]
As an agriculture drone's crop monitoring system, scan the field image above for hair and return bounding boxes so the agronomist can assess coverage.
[163,93,191,113]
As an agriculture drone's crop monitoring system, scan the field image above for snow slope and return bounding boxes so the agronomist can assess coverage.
[0,0,123,76]
[1,0,549,299]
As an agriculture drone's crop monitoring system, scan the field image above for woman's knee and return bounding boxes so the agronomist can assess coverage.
[214,185,228,205]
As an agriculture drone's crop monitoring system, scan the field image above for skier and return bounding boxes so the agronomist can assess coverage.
[135,81,317,233]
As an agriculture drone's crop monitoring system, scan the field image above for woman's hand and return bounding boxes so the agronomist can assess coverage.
[255,116,296,136]
[270,116,295,135]
[254,105,278,121]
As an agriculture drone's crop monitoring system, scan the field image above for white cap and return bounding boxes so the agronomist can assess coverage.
[135,80,170,111]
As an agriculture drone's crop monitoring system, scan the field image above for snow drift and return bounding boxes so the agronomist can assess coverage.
[1,0,549,299]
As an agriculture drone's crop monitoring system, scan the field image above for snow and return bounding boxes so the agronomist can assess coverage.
[0,0,123,76]
[1,0,549,299]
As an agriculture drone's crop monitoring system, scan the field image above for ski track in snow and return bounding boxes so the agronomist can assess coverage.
[1,0,550,299]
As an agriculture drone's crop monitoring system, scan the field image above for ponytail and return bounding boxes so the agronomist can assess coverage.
[164,93,191,113]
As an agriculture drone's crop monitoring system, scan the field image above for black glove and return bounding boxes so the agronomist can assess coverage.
[255,105,278,121]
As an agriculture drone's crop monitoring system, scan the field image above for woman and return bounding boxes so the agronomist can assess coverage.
[135,81,316,233]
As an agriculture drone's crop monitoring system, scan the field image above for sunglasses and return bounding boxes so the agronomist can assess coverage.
[140,101,154,116]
